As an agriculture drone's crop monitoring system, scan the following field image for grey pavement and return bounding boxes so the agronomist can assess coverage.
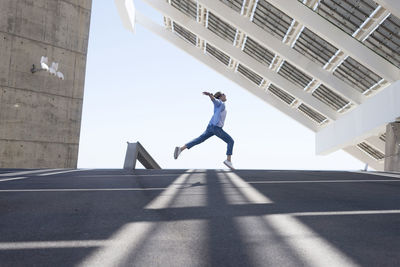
[0,168,400,267]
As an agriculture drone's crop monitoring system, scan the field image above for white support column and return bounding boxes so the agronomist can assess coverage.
[262,0,400,82]
[193,0,365,104]
[374,0,400,20]
[135,12,319,132]
[140,0,338,120]
[316,80,400,155]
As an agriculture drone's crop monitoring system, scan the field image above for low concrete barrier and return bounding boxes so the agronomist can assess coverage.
[123,142,161,170]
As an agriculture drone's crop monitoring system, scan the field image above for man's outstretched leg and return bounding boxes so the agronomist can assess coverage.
[174,126,214,159]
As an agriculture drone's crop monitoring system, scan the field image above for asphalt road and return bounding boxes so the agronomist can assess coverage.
[0,168,399,267]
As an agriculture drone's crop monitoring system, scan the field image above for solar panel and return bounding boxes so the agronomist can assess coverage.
[219,0,243,13]
[243,36,275,66]
[298,103,327,124]
[171,0,197,20]
[237,64,263,86]
[173,22,197,45]
[206,43,231,66]
[293,27,339,67]
[315,0,378,35]
[363,14,400,68]
[333,56,383,93]
[357,142,385,160]
[312,84,350,111]
[207,12,237,44]
[277,61,313,89]
[252,0,293,40]
[267,84,296,105]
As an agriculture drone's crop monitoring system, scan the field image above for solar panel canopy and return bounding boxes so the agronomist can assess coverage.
[119,0,400,170]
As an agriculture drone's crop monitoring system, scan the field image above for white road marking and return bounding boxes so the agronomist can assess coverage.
[248,179,400,184]
[77,174,181,177]
[0,240,112,250]
[38,169,91,176]
[0,169,62,177]
[0,188,166,193]
[289,210,400,216]
[352,171,400,179]
[0,177,28,182]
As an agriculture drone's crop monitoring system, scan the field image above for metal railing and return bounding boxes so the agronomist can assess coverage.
[123,142,161,170]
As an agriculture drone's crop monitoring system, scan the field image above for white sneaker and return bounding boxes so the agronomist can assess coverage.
[223,160,235,170]
[174,147,181,159]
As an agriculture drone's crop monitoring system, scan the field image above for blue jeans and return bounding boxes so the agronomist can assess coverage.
[186,124,234,155]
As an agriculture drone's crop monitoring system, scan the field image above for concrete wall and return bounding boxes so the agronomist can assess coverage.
[0,0,92,168]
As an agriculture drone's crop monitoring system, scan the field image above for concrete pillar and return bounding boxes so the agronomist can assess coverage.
[0,0,92,168]
[384,122,400,172]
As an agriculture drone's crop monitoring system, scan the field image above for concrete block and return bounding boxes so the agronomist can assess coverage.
[44,1,91,53]
[72,54,87,99]
[66,143,79,168]
[0,0,91,168]
[0,0,17,33]
[14,0,47,42]
[0,87,82,144]
[5,0,92,54]
[0,139,78,168]
[8,36,79,98]
[8,36,50,92]
[62,0,92,11]
[0,32,12,86]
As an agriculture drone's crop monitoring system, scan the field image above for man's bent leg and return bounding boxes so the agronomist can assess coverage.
[214,126,234,155]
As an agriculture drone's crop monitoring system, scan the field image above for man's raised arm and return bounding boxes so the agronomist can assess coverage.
[203,91,216,102]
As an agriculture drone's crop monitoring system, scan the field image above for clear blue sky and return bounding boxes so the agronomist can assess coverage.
[77,1,364,170]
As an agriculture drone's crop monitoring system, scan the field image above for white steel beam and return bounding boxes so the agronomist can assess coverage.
[141,0,338,120]
[194,0,365,104]
[114,0,136,33]
[263,0,400,82]
[374,0,400,20]
[316,80,400,155]
[134,12,319,132]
